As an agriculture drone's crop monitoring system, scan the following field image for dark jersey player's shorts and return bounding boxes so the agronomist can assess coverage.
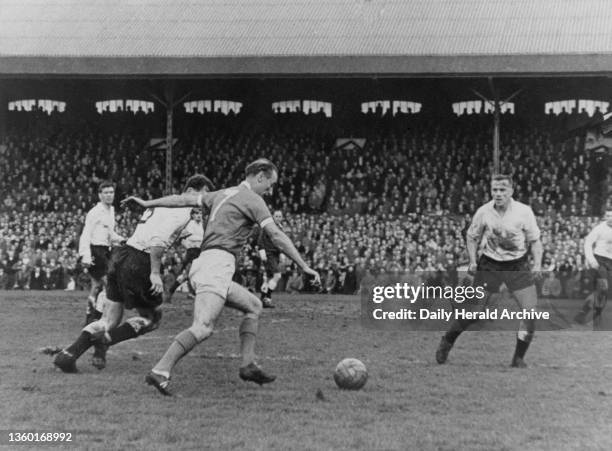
[106,245,162,310]
[473,254,534,293]
[264,253,281,276]
[89,245,111,279]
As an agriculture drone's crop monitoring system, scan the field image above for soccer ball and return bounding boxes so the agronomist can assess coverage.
[333,358,368,390]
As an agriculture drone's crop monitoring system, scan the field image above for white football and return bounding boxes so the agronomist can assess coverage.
[334,358,368,390]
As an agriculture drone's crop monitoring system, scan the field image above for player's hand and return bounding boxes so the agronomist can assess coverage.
[586,257,599,269]
[81,257,93,268]
[303,267,321,287]
[150,273,164,295]
[467,262,477,275]
[121,196,147,209]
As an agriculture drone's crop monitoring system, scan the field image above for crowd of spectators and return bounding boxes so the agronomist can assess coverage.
[1,107,609,296]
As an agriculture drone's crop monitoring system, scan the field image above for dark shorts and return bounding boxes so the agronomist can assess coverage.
[89,245,110,279]
[264,253,281,276]
[591,255,612,293]
[184,248,201,267]
[592,255,612,280]
[473,254,534,293]
[106,245,162,310]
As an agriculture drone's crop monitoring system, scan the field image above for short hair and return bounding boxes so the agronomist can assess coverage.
[183,174,215,192]
[98,181,115,192]
[491,174,513,187]
[245,158,278,178]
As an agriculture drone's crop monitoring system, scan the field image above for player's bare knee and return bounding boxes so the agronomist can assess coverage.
[125,316,154,335]
[244,310,260,322]
[250,298,263,317]
[188,322,214,342]
[517,329,534,342]
[83,318,109,338]
[105,314,122,330]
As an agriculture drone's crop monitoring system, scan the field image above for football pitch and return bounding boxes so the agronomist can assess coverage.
[1,291,611,450]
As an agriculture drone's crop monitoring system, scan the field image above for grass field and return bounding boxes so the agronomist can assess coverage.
[1,290,612,450]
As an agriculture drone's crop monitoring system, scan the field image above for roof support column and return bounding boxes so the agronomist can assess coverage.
[0,82,6,140]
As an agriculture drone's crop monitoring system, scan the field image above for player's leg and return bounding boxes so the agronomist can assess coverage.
[167,266,187,301]
[574,293,594,325]
[147,250,237,395]
[167,249,199,301]
[85,247,109,323]
[260,271,269,299]
[89,247,124,368]
[54,296,123,373]
[435,309,483,364]
[147,292,225,395]
[91,289,112,369]
[226,281,276,384]
[436,258,496,364]
[85,276,104,324]
[262,271,282,309]
[592,276,608,330]
[510,283,538,367]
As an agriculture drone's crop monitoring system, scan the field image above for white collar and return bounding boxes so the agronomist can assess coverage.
[240,180,252,191]
[490,198,513,214]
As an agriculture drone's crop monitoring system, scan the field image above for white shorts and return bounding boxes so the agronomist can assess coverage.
[189,249,236,298]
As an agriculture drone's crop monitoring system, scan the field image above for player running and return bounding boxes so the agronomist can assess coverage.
[123,158,320,395]
[574,208,612,330]
[53,175,214,373]
[166,208,205,301]
[435,174,542,368]
[258,210,285,308]
[78,181,125,368]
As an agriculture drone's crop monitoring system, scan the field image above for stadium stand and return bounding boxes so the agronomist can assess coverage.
[0,108,605,296]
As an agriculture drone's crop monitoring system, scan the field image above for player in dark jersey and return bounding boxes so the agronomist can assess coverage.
[53,175,214,373]
[258,210,285,308]
[122,159,320,395]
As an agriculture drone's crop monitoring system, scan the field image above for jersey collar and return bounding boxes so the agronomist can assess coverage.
[240,180,253,191]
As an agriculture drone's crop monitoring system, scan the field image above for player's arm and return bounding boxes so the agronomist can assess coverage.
[583,228,599,268]
[466,236,479,267]
[525,207,543,273]
[529,238,543,273]
[78,210,96,265]
[263,221,320,285]
[465,209,484,273]
[121,192,212,209]
[149,246,165,295]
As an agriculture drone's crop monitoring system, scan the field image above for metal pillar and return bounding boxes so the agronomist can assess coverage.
[165,100,173,195]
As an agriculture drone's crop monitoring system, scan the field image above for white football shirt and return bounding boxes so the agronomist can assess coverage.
[78,202,122,261]
[467,199,541,261]
[180,220,204,250]
[585,222,612,260]
[127,207,192,252]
